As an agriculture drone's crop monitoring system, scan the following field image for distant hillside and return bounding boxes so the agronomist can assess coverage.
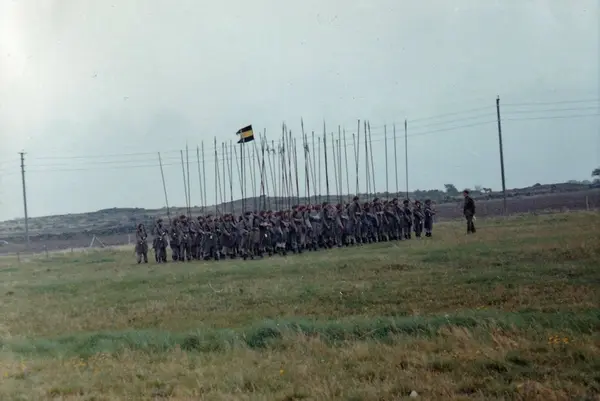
[0,181,597,246]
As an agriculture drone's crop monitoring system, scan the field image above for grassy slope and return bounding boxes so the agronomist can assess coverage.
[0,212,599,400]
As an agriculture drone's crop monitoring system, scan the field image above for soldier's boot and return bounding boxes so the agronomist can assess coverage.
[143,253,148,263]
[136,253,142,264]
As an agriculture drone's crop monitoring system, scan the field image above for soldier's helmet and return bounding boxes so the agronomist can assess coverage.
[353,196,359,202]
[425,199,431,205]
[415,200,421,205]
[138,223,144,229]
[403,199,409,205]
[373,197,379,203]
[157,218,162,223]
[179,214,186,220]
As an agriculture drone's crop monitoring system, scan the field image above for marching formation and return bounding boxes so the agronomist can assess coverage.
[133,197,436,264]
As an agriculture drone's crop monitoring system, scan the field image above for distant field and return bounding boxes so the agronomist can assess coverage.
[1,189,598,255]
[0,212,598,400]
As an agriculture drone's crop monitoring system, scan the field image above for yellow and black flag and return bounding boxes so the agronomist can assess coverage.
[236,125,255,144]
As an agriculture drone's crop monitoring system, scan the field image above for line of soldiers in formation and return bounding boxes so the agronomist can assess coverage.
[133,197,436,264]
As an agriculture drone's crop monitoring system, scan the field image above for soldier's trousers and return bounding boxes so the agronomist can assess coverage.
[424,218,433,234]
[170,242,180,261]
[179,241,192,261]
[203,236,218,259]
[403,222,412,239]
[413,219,423,237]
[465,214,476,233]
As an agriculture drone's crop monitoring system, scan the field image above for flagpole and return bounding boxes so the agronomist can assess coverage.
[368,121,376,199]
[356,120,360,196]
[331,132,338,202]
[343,128,349,198]
[228,140,234,213]
[202,141,207,215]
[311,131,317,205]
[222,142,227,214]
[180,150,189,217]
[384,125,388,198]
[213,137,219,216]
[364,121,369,199]
[323,123,330,203]
[196,146,203,214]
[186,143,192,217]
[240,138,245,213]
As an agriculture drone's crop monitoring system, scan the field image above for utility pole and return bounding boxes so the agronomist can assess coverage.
[496,96,508,214]
[19,152,30,252]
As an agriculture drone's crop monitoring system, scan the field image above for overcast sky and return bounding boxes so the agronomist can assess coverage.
[0,0,598,220]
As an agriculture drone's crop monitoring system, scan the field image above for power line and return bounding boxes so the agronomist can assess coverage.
[25,156,184,168]
[503,106,599,114]
[12,112,599,175]
[5,109,598,175]
[504,113,600,122]
[503,98,599,106]
[408,105,495,123]
[31,149,181,160]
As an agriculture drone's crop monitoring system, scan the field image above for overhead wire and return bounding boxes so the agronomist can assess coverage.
[3,101,598,175]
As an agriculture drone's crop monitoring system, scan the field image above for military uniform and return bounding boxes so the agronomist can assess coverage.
[463,191,476,234]
[135,223,149,264]
[152,219,168,263]
[412,201,424,238]
[424,200,435,237]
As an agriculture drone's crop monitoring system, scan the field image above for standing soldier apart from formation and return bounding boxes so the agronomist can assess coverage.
[135,223,149,264]
[423,199,435,237]
[463,190,476,234]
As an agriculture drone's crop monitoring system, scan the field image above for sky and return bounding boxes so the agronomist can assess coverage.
[0,0,598,221]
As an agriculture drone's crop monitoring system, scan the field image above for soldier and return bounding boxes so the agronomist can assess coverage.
[197,216,206,260]
[202,215,220,260]
[177,215,192,262]
[424,199,435,237]
[152,218,168,263]
[463,190,476,234]
[412,200,424,238]
[390,198,403,241]
[372,198,386,242]
[333,204,345,247]
[219,214,235,258]
[272,211,287,255]
[169,219,180,261]
[237,212,251,260]
[347,196,361,245]
[256,210,271,257]
[402,199,413,240]
[135,223,149,264]
[308,205,321,251]
[320,202,335,248]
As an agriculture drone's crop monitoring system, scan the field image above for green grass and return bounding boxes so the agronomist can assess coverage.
[1,212,599,400]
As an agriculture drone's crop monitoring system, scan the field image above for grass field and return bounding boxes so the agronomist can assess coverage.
[0,212,599,400]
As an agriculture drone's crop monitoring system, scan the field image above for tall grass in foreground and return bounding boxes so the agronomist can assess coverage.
[0,212,599,400]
